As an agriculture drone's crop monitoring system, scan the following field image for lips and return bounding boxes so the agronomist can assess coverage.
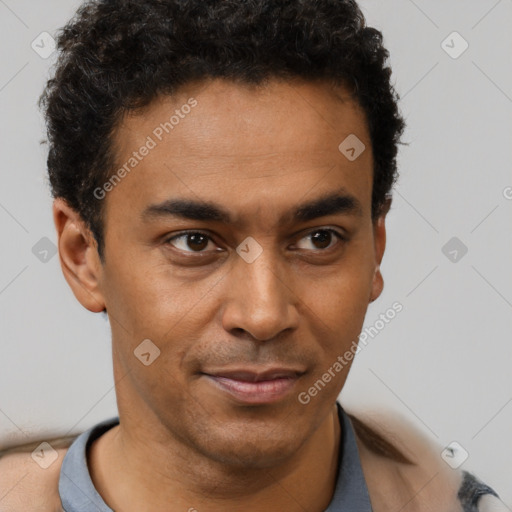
[209,369,302,382]
[202,367,304,405]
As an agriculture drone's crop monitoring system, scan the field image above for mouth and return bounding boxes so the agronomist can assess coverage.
[201,367,305,405]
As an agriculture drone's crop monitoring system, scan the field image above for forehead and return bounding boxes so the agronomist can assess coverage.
[114,78,369,156]
[105,78,373,226]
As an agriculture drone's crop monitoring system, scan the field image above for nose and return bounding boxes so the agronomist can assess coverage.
[221,246,300,341]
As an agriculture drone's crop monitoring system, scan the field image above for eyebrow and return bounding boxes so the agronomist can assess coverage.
[141,188,363,226]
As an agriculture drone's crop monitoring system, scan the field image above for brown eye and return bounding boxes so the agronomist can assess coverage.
[295,229,344,251]
[166,232,214,252]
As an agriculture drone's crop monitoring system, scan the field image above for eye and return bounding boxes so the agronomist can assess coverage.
[165,228,345,255]
[294,229,345,251]
[165,231,218,253]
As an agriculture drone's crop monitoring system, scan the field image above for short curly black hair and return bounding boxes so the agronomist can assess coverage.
[39,0,405,261]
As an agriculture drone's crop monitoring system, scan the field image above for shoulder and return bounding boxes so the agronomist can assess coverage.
[0,436,76,512]
[345,406,503,512]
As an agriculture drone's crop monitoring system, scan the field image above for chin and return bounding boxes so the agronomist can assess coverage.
[193,420,307,469]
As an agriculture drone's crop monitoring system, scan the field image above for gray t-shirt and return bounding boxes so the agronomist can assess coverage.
[57,404,503,511]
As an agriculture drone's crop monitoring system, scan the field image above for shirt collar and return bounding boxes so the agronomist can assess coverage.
[59,416,117,512]
[59,403,372,511]
[325,403,373,511]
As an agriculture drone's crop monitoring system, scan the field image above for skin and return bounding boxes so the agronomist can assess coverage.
[52,77,389,512]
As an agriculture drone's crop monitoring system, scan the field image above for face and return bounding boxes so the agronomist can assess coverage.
[56,78,387,468]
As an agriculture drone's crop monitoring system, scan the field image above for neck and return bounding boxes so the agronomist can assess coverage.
[89,404,341,512]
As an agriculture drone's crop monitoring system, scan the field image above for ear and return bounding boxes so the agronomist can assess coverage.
[369,197,391,303]
[52,198,106,313]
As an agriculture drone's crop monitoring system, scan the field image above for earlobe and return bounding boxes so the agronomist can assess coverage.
[52,198,106,313]
[369,265,384,303]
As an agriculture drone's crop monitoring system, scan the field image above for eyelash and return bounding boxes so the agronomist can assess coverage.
[164,228,346,255]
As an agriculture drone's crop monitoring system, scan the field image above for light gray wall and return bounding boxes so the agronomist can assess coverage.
[1,0,510,503]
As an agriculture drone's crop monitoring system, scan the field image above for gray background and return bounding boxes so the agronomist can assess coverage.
[1,0,511,504]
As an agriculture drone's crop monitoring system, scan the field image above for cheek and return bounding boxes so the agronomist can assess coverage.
[298,253,375,362]
[314,278,371,353]
[102,253,187,331]
[106,261,203,404]
[103,257,220,375]
[304,257,374,323]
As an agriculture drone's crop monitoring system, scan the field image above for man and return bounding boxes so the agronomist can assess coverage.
[0,0,507,510]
